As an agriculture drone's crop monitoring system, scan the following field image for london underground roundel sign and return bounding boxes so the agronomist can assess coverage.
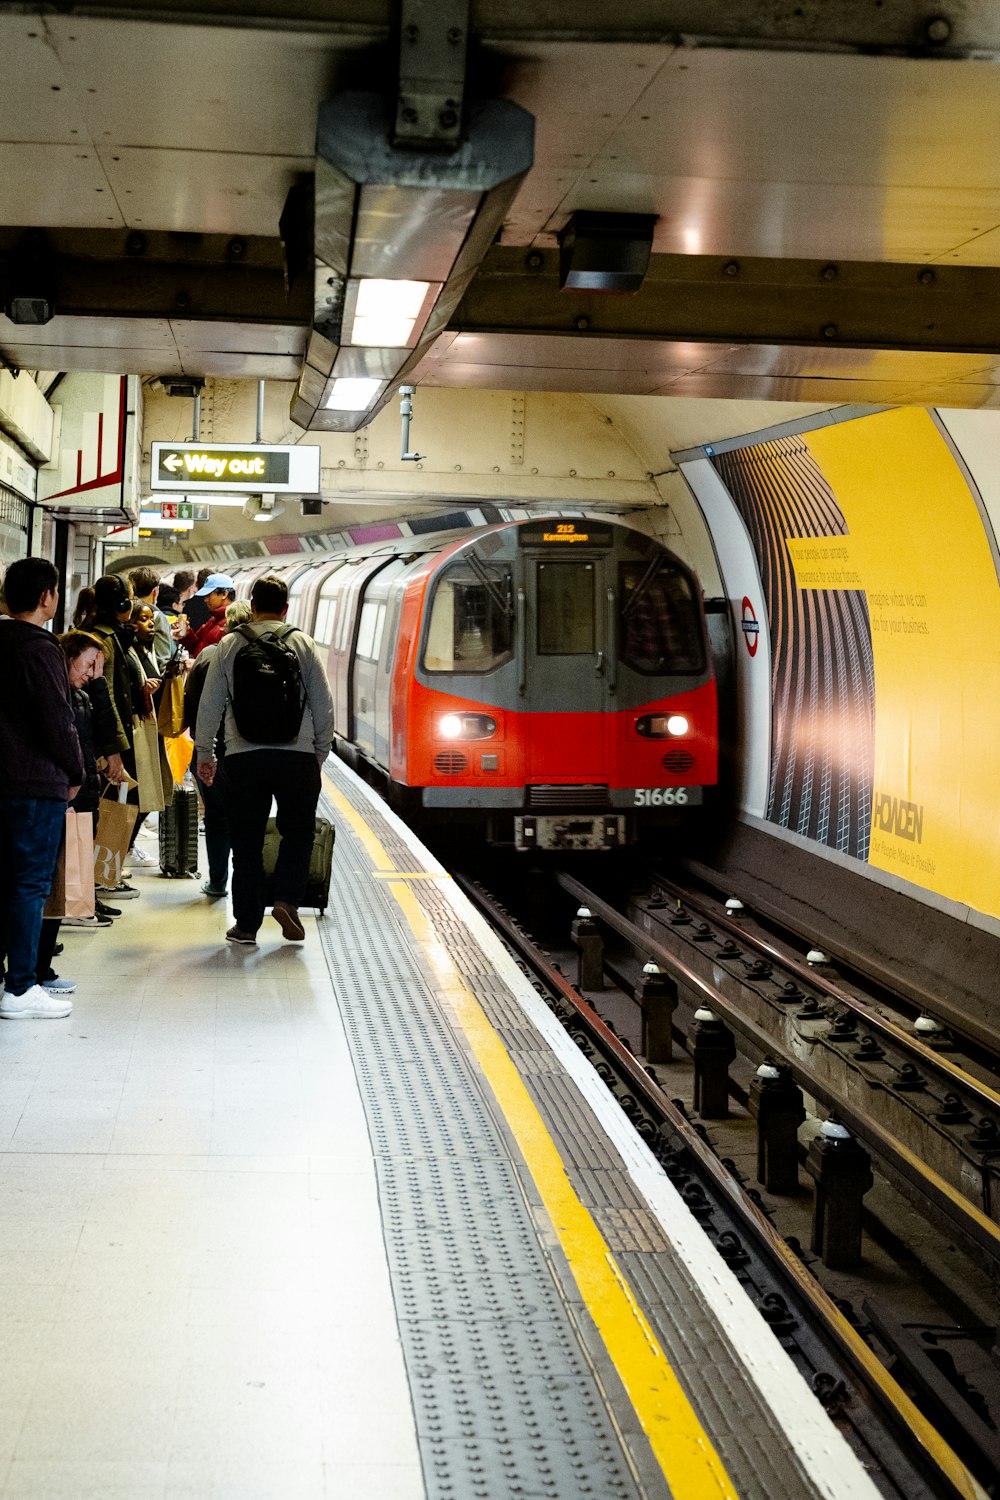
[741,597,760,657]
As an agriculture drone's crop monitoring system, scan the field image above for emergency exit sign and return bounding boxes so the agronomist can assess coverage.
[151,442,321,495]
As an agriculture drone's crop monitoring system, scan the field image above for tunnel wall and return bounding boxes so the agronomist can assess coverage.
[677,405,1000,931]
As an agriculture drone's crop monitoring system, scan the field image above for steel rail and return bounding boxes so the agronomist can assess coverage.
[648,873,1000,1120]
[556,872,1000,1269]
[678,853,999,1056]
[454,871,989,1500]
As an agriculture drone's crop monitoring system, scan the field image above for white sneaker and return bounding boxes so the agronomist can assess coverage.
[1,983,73,1019]
[124,847,157,869]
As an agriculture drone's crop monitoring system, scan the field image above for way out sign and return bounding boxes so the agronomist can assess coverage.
[151,442,321,495]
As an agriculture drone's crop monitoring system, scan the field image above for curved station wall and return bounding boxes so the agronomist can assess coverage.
[677,405,1000,1004]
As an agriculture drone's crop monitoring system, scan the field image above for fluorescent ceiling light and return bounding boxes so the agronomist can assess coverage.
[350,279,430,347]
[325,377,384,411]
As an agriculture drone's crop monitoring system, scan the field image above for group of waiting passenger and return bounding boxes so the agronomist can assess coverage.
[0,556,335,1019]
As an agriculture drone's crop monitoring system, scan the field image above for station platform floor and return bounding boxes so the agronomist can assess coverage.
[0,759,885,1500]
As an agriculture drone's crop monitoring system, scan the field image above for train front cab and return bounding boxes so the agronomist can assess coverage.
[398,519,719,850]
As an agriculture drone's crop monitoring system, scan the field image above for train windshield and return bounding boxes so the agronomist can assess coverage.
[423,555,514,673]
[619,561,705,674]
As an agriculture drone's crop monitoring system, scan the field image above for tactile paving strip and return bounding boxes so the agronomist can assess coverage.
[318,793,662,1499]
[324,768,825,1500]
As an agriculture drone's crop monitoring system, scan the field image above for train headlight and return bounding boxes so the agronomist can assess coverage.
[636,714,690,738]
[437,713,497,740]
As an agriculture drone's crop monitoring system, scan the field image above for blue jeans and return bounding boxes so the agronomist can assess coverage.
[0,797,67,996]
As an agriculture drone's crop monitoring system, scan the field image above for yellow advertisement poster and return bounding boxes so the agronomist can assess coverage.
[801,407,1000,919]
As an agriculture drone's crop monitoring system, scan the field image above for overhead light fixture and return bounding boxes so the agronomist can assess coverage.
[242,495,286,523]
[325,376,385,411]
[558,211,658,293]
[291,89,534,434]
[350,280,432,347]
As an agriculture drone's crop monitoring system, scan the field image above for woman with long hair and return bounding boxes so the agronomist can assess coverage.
[34,632,110,988]
[87,576,146,897]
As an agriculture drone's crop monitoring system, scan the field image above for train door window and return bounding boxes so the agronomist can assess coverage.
[335,572,362,655]
[382,597,401,674]
[371,602,387,661]
[536,562,595,655]
[423,557,514,673]
[619,561,704,674]
[356,599,380,660]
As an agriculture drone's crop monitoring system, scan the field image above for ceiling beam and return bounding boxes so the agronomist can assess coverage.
[0,228,311,326]
[4,1,999,53]
[453,247,1000,357]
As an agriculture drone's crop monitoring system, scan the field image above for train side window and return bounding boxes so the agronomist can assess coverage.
[536,562,595,655]
[314,597,336,648]
[423,557,514,673]
[619,562,705,674]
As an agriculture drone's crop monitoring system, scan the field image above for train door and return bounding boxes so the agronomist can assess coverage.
[517,525,617,784]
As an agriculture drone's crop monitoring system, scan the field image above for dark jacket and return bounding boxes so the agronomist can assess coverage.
[70,687,100,813]
[0,621,84,798]
[84,674,129,758]
[90,620,137,748]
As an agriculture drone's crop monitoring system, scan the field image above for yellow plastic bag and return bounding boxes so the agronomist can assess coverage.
[164,732,195,786]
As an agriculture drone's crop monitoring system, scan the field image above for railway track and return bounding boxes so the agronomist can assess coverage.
[574,870,1000,1260]
[450,859,1000,1500]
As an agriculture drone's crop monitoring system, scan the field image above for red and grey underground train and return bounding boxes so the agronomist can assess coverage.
[230,517,722,851]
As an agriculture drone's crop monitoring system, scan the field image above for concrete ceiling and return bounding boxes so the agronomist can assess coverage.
[2,2,1000,410]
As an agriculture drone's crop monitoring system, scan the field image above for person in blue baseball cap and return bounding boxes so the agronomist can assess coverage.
[179,574,236,658]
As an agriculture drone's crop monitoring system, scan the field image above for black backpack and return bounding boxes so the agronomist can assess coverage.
[230,625,305,744]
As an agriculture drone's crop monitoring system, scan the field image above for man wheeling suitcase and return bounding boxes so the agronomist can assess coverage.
[194,575,334,946]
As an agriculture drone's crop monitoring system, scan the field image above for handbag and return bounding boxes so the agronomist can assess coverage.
[43,809,96,920]
[93,777,139,892]
[156,672,185,737]
[132,714,166,814]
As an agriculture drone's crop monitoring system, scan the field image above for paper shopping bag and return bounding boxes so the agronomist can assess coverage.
[94,777,139,891]
[132,714,166,814]
[156,674,185,737]
[43,809,96,920]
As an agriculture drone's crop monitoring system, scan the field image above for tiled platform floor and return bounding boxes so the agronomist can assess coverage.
[0,821,424,1500]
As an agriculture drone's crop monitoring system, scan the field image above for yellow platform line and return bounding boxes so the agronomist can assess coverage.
[326,781,739,1499]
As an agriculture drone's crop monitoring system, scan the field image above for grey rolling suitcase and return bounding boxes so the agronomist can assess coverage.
[159,786,200,878]
[262,816,335,913]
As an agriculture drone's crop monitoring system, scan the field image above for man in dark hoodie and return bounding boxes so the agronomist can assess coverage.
[0,557,84,1020]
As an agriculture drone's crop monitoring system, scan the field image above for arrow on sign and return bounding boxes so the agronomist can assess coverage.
[163,454,184,473]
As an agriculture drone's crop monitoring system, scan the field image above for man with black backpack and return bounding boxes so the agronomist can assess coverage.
[193,575,334,947]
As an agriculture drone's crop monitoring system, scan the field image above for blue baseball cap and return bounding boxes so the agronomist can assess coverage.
[195,573,236,596]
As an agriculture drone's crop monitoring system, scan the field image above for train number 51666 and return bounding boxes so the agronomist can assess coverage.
[632,788,690,806]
